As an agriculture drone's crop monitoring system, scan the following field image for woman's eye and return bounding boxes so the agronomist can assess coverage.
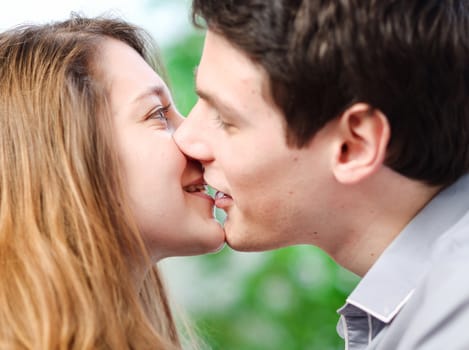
[148,104,171,124]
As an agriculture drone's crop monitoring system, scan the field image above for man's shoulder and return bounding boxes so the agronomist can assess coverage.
[370,217,469,349]
[430,205,469,258]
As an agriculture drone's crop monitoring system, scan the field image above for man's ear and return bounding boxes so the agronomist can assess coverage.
[332,103,390,184]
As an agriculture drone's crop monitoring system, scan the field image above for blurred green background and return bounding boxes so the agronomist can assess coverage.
[159,18,360,350]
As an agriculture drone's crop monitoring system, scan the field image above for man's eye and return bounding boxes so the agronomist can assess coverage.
[213,114,232,129]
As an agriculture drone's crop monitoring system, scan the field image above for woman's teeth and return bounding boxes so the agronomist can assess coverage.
[184,184,207,193]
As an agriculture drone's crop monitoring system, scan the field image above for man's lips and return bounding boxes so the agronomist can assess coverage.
[214,190,233,209]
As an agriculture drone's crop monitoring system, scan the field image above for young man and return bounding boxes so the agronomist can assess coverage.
[174,0,469,348]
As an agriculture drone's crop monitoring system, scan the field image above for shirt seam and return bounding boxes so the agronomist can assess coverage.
[341,315,350,350]
[367,313,372,344]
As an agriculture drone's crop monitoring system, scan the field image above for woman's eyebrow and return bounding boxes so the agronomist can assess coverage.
[132,85,165,104]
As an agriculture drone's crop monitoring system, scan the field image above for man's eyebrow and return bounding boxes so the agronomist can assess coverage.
[195,86,214,104]
[193,66,206,99]
[193,66,215,104]
[193,66,239,116]
[132,85,165,104]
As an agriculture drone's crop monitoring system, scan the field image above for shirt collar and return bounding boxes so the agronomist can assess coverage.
[340,174,469,323]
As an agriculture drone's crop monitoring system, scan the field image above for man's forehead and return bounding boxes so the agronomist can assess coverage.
[195,30,277,111]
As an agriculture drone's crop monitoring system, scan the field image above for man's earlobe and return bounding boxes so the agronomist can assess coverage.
[332,103,390,184]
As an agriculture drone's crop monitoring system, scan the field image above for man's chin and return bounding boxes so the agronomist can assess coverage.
[224,223,269,252]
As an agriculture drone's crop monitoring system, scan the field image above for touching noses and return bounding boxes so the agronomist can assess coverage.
[173,112,213,163]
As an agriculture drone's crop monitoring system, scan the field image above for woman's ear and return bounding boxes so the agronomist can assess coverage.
[332,103,390,184]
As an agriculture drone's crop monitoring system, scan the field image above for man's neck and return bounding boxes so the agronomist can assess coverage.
[328,168,442,277]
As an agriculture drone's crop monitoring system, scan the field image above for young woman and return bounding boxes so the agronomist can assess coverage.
[0,15,224,349]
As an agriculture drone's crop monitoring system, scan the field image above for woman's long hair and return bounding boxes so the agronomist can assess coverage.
[0,15,179,349]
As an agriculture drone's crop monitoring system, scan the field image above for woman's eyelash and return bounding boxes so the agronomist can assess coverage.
[149,103,171,121]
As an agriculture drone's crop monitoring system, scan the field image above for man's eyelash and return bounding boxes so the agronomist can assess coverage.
[213,114,230,129]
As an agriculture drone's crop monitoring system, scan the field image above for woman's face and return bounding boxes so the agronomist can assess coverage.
[100,38,224,261]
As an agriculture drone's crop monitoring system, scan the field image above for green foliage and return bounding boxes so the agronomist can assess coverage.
[161,30,359,350]
[162,33,205,116]
[192,246,358,350]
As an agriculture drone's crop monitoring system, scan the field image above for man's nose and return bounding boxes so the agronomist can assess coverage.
[173,107,214,163]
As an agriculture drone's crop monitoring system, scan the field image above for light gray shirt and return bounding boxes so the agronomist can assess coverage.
[336,174,469,349]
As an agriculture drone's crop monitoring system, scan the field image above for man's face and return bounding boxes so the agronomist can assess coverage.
[174,30,337,252]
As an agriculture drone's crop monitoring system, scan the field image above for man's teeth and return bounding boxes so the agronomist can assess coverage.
[215,191,230,199]
[184,184,206,193]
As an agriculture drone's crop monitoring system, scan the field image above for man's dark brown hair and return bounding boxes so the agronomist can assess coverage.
[192,0,469,187]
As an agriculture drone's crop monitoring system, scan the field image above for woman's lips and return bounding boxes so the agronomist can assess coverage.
[184,184,215,204]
